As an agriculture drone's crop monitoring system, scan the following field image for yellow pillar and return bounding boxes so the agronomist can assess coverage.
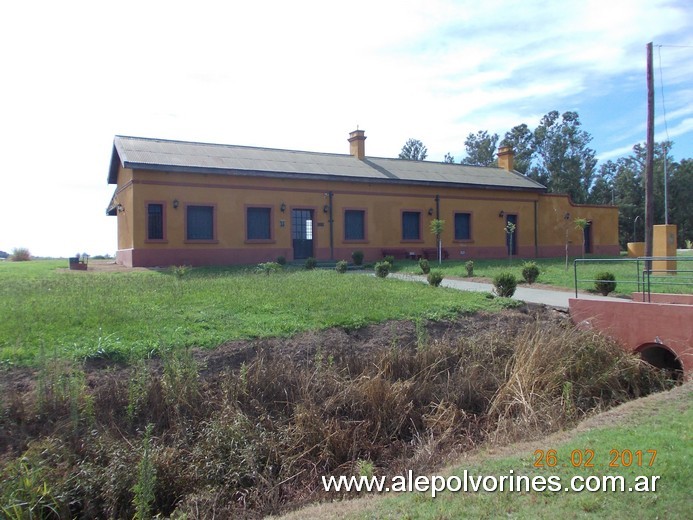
[652,224,677,275]
[627,242,645,258]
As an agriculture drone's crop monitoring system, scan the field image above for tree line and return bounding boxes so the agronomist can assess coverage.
[398,110,692,248]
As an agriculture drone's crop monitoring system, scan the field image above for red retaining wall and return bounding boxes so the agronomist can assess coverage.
[569,298,693,379]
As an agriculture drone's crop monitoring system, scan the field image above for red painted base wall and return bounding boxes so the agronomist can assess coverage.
[117,243,622,268]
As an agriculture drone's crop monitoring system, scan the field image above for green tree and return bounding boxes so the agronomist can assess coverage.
[669,158,693,247]
[601,141,685,249]
[626,142,670,226]
[531,111,596,204]
[443,152,455,164]
[398,138,428,161]
[500,123,535,175]
[461,130,499,166]
[429,219,445,265]
[610,156,644,247]
[574,218,589,258]
[588,161,615,205]
[504,221,516,263]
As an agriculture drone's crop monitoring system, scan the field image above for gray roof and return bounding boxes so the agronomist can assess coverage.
[108,135,546,192]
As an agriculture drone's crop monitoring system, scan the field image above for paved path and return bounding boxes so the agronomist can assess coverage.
[390,273,625,310]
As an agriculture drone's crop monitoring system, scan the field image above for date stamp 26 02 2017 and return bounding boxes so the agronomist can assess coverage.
[533,449,657,468]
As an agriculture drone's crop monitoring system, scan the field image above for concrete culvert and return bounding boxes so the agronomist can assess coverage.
[637,343,684,381]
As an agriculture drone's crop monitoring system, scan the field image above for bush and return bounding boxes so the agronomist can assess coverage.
[465,260,474,277]
[493,272,517,298]
[427,270,444,287]
[418,258,430,274]
[276,256,286,266]
[382,255,395,265]
[10,247,31,261]
[335,260,348,274]
[171,265,192,279]
[351,250,364,266]
[256,262,282,275]
[521,262,540,284]
[594,272,617,296]
[374,261,391,278]
[304,257,317,270]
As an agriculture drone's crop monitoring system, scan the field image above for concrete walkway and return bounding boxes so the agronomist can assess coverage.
[390,273,625,310]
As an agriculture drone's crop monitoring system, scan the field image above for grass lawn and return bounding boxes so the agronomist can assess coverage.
[0,260,516,366]
[400,251,693,296]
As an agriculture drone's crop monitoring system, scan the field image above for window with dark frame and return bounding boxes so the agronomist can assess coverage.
[454,212,471,240]
[402,211,421,240]
[247,207,272,240]
[344,209,365,240]
[186,205,214,240]
[147,203,164,240]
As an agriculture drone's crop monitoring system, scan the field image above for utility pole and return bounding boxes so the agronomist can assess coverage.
[645,42,655,270]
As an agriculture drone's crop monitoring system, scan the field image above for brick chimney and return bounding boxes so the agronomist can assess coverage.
[497,146,514,171]
[348,129,366,160]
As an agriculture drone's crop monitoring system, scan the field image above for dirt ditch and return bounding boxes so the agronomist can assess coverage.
[0,306,673,519]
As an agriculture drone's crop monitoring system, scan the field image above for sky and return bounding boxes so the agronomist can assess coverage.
[1,0,691,257]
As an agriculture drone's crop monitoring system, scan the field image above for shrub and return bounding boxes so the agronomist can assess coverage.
[418,258,430,274]
[493,272,517,298]
[382,255,395,265]
[170,265,192,279]
[304,257,317,270]
[256,262,282,275]
[374,261,391,278]
[521,262,540,284]
[685,239,692,249]
[351,250,364,266]
[465,260,474,277]
[427,270,444,287]
[594,272,616,296]
[335,260,348,274]
[10,247,31,261]
[276,255,286,266]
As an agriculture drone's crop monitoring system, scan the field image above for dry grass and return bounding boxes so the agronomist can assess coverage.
[487,323,664,442]
[0,313,673,518]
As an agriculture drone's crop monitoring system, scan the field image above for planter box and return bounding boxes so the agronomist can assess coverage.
[69,257,88,270]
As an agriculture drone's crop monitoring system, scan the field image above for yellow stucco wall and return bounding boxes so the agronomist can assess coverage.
[111,165,620,266]
[537,195,619,257]
[114,168,134,250]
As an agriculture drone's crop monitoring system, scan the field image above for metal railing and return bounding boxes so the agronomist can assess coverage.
[573,256,693,301]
